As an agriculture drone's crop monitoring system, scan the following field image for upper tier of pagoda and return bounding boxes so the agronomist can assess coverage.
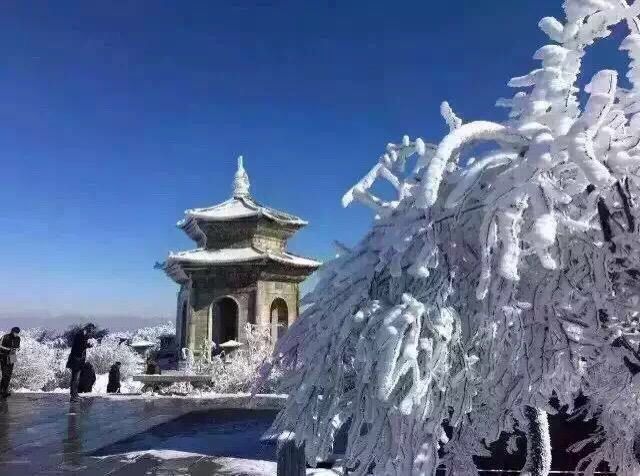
[159,156,321,284]
[177,156,308,247]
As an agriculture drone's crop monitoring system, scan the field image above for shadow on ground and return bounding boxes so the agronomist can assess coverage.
[92,409,279,461]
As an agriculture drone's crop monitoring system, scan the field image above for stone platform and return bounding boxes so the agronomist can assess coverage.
[0,393,608,475]
[0,392,289,475]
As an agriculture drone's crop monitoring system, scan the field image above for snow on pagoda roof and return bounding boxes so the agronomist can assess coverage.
[177,158,307,245]
[170,247,263,264]
[180,195,307,226]
[168,247,321,267]
[160,247,321,283]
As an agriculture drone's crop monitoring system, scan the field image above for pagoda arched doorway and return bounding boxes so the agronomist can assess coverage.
[270,298,289,341]
[216,297,239,345]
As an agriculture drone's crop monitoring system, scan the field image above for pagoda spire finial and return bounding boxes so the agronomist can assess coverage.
[232,155,250,198]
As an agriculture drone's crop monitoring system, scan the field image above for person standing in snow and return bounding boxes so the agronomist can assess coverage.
[107,362,121,394]
[78,361,96,394]
[145,356,162,393]
[66,323,95,403]
[0,327,20,398]
[145,356,161,375]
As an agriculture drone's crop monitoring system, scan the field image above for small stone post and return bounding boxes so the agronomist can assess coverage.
[277,433,305,476]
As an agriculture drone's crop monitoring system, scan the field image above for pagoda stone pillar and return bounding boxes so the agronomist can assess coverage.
[188,317,196,353]
[256,280,266,328]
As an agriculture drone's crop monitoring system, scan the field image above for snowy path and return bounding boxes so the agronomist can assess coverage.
[91,450,340,475]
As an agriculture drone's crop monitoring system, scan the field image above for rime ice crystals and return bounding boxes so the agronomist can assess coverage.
[268,1,640,475]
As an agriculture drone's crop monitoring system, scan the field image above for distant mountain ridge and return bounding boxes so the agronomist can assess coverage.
[0,312,173,332]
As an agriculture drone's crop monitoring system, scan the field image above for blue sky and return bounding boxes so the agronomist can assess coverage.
[0,1,630,319]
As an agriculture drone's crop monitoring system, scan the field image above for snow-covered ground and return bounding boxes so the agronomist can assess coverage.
[14,374,144,394]
[93,373,144,393]
[98,450,340,475]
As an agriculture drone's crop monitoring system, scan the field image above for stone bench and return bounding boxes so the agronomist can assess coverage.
[132,374,214,384]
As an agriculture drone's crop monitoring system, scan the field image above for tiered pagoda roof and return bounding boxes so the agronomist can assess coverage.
[163,247,321,283]
[178,194,308,245]
[158,157,321,284]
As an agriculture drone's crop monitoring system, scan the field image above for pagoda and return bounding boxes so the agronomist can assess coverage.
[158,157,321,357]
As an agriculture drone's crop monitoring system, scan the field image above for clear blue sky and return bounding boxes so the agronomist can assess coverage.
[0,0,629,319]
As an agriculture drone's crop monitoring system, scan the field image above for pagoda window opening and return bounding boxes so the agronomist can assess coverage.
[271,298,289,341]
[217,297,239,344]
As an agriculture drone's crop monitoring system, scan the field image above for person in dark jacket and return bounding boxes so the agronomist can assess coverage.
[144,356,162,393]
[145,356,161,375]
[66,323,95,403]
[0,327,20,398]
[77,362,96,393]
[107,362,121,394]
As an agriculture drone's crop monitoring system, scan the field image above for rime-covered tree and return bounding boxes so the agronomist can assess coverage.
[263,1,640,475]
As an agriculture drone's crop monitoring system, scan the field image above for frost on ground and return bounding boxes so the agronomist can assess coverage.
[262,1,640,476]
[14,375,144,395]
[99,450,338,475]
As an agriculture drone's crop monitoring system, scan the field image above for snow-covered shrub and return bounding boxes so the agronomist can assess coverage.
[47,348,72,390]
[183,324,279,394]
[2,325,166,393]
[265,1,640,475]
[131,322,175,344]
[9,329,58,391]
[86,335,142,379]
[156,381,194,395]
[110,322,176,353]
[215,324,280,393]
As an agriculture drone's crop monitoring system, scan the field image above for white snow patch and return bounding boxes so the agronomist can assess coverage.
[97,450,339,475]
[91,374,144,394]
[180,196,308,225]
[119,449,204,461]
[187,198,260,221]
[15,375,143,396]
[167,247,321,268]
[213,457,276,475]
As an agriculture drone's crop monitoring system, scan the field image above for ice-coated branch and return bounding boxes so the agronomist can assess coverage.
[520,407,552,476]
[419,121,529,208]
[441,101,462,131]
[267,1,640,474]
[342,136,434,216]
